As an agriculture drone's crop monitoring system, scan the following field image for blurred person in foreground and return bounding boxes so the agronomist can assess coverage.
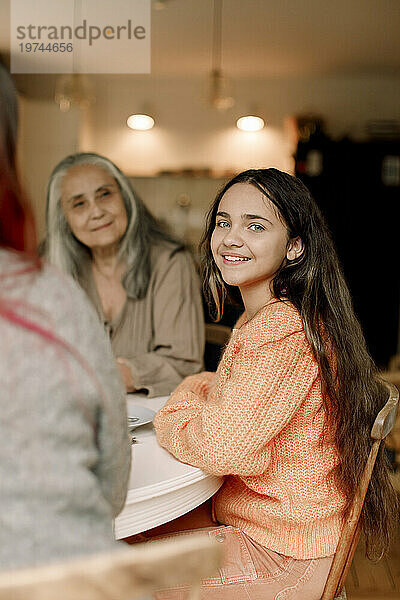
[0,63,131,570]
[43,153,205,398]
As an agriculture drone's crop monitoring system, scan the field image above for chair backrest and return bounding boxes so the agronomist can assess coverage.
[204,323,232,371]
[321,381,399,600]
[205,323,231,347]
[0,534,222,600]
[388,354,400,372]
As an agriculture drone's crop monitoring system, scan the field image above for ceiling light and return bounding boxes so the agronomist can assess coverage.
[127,114,155,131]
[236,116,265,132]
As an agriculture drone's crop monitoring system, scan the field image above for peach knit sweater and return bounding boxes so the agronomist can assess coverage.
[154,299,346,559]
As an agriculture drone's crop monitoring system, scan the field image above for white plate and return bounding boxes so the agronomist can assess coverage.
[128,405,156,429]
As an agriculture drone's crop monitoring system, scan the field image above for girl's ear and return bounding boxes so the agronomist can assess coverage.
[286,237,303,261]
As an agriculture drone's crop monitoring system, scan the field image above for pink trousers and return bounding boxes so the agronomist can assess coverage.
[147,525,333,600]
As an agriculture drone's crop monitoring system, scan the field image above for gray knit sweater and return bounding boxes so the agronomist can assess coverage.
[0,250,131,570]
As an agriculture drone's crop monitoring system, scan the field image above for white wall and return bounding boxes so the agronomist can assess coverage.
[131,175,227,253]
[17,73,400,235]
[18,98,80,240]
[82,74,400,176]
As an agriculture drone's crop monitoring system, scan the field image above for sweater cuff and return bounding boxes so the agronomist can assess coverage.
[119,357,182,398]
[172,371,216,397]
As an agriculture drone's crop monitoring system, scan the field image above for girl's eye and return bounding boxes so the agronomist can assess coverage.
[216,220,230,229]
[249,223,265,232]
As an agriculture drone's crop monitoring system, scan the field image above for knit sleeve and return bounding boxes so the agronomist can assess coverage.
[172,371,216,399]
[154,331,319,476]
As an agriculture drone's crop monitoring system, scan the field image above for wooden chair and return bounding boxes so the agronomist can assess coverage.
[205,323,231,347]
[381,354,400,467]
[321,381,399,600]
[388,354,400,372]
[0,534,222,600]
[204,323,232,371]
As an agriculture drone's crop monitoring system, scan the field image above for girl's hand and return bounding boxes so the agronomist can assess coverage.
[116,358,136,392]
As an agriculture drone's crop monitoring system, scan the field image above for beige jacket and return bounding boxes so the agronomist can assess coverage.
[80,242,205,397]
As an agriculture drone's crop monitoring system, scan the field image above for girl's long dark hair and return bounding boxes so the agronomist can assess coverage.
[201,167,398,559]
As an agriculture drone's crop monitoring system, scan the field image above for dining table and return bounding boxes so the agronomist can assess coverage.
[114,394,224,540]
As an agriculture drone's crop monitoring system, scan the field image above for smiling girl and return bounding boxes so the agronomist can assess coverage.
[153,168,397,599]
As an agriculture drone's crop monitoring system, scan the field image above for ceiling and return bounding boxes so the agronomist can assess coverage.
[151,0,400,77]
[1,0,400,98]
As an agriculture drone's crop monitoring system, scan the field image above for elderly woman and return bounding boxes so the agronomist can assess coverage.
[43,153,204,397]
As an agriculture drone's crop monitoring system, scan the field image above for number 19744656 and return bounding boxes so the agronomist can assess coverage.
[19,42,73,52]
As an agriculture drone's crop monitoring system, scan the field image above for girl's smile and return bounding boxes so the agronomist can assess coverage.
[221,253,251,264]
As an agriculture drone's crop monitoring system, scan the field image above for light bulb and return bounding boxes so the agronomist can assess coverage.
[127,114,155,131]
[236,115,265,132]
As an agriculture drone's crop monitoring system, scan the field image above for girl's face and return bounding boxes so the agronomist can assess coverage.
[61,164,128,254]
[211,183,301,308]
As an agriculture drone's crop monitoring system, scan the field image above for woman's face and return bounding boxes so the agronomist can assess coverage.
[211,183,299,304]
[60,164,128,254]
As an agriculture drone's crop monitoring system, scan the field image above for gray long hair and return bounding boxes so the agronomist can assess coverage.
[44,152,179,299]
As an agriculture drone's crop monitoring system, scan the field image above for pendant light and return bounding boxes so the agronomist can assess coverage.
[55,74,95,112]
[208,0,234,111]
